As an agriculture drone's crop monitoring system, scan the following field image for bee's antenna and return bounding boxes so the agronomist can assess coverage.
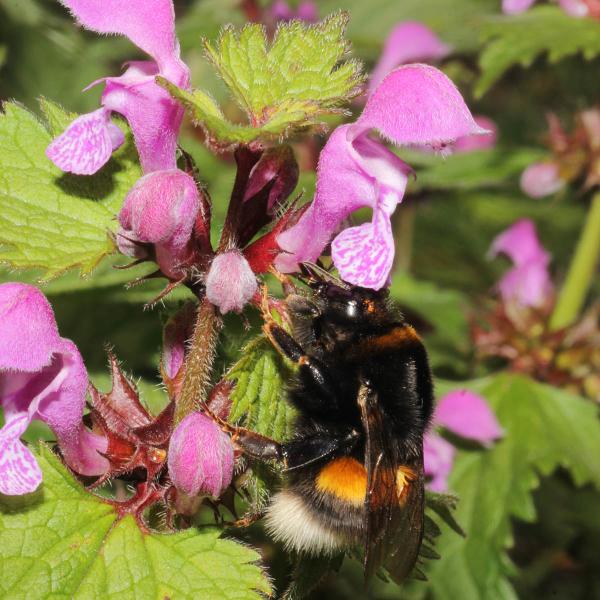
[299,262,351,290]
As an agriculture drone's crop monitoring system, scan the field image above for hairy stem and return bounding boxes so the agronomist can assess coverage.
[550,192,600,331]
[175,298,223,425]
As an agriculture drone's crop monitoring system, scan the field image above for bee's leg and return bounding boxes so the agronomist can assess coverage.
[233,427,284,462]
[283,429,361,471]
[227,511,266,529]
[263,320,339,406]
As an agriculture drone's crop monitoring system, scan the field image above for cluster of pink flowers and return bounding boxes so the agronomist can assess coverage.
[1,0,508,498]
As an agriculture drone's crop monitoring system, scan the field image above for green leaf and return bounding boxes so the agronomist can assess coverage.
[161,12,363,148]
[0,445,271,599]
[0,100,140,279]
[226,336,296,442]
[403,147,547,192]
[283,554,344,600]
[476,7,600,97]
[421,373,600,599]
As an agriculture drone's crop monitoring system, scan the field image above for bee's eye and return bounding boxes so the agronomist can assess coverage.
[363,299,376,314]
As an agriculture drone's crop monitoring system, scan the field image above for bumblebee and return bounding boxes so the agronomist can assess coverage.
[227,272,434,584]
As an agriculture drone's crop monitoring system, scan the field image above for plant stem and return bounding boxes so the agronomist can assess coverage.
[174,297,223,425]
[550,192,600,331]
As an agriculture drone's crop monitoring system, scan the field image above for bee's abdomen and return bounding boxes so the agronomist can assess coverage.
[265,458,366,555]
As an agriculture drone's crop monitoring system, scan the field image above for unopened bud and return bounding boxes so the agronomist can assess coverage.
[168,412,234,498]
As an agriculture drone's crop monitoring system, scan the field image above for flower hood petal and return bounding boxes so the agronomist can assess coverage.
[359,64,487,151]
[58,0,188,81]
[434,390,503,445]
[490,219,550,267]
[0,283,62,372]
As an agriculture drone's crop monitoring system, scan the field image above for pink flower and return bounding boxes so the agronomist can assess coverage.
[46,0,190,175]
[520,161,565,198]
[502,0,591,16]
[368,22,450,96]
[490,219,554,308]
[424,390,503,492]
[0,283,108,495]
[454,116,498,153]
[168,412,234,498]
[117,169,201,278]
[277,64,485,289]
[269,0,318,22]
[205,250,258,314]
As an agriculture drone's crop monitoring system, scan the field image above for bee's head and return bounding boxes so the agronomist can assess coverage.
[315,282,389,323]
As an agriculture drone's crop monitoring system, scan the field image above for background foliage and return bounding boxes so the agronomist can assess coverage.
[1,0,599,598]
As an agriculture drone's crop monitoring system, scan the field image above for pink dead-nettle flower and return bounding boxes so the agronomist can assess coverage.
[46,0,190,176]
[520,161,565,198]
[454,116,499,153]
[269,0,318,22]
[490,219,554,308]
[0,283,108,495]
[502,0,593,17]
[168,411,235,498]
[424,389,503,492]
[277,64,486,290]
[368,22,450,96]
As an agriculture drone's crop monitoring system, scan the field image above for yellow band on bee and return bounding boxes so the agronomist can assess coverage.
[316,457,367,506]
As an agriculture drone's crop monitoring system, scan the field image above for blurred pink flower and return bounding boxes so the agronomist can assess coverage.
[269,0,318,22]
[490,219,554,308]
[502,0,592,16]
[520,161,565,198]
[277,64,485,289]
[168,412,234,498]
[0,283,108,495]
[368,22,450,95]
[454,116,498,153]
[46,0,190,175]
[424,390,503,492]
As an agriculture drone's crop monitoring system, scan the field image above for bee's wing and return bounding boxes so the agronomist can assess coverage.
[358,382,425,584]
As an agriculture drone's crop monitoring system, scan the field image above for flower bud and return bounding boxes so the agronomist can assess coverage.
[168,412,234,498]
[118,169,201,278]
[205,250,258,314]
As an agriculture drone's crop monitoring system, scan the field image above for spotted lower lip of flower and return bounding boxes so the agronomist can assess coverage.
[46,0,190,175]
[168,412,235,498]
[368,22,450,95]
[0,283,108,495]
[490,219,554,308]
[277,64,485,289]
